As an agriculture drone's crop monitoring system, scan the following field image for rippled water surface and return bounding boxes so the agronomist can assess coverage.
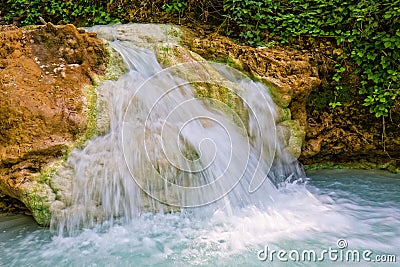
[1,169,399,266]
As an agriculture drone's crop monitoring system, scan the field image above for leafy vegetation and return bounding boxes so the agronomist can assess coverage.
[1,0,398,117]
[2,0,118,26]
[223,0,400,117]
[162,0,188,23]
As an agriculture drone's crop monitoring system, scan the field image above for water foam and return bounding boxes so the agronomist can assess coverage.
[51,24,305,235]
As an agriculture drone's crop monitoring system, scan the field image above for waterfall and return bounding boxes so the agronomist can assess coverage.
[52,24,306,235]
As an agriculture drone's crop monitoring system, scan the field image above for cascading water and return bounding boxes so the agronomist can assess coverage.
[51,24,305,235]
[1,24,399,267]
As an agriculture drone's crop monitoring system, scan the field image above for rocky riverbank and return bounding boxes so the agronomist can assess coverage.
[0,22,398,224]
[0,23,108,223]
[182,31,400,172]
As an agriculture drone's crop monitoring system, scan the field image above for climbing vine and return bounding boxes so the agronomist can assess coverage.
[162,0,188,23]
[2,0,118,26]
[223,0,400,117]
[2,0,399,117]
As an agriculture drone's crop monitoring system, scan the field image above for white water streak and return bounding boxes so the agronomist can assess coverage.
[52,24,306,235]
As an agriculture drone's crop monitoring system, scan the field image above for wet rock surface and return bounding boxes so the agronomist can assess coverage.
[0,23,108,224]
[1,22,398,224]
[301,100,400,171]
[182,32,320,161]
[182,31,399,171]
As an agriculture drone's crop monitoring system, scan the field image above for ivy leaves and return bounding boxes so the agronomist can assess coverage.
[162,0,188,24]
[3,0,117,26]
[223,0,400,117]
[3,0,399,118]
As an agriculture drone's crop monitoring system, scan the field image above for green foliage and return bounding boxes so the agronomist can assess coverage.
[2,0,118,26]
[223,0,400,117]
[162,0,188,23]
[3,0,398,117]
[162,0,188,14]
[329,63,346,108]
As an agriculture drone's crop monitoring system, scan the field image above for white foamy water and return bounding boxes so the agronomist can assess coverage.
[1,170,399,266]
[1,25,398,267]
[51,24,305,234]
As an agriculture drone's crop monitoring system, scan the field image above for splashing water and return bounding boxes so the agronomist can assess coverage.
[1,24,399,266]
[51,24,305,234]
[2,170,399,266]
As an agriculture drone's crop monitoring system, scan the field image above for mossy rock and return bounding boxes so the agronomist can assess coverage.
[279,120,305,159]
[259,77,292,108]
[104,46,129,81]
[20,181,56,226]
[276,106,292,123]
[155,43,250,130]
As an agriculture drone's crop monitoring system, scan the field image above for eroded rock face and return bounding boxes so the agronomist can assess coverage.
[0,24,108,224]
[181,32,400,171]
[297,42,400,170]
[182,33,321,158]
[5,22,394,226]
[301,100,400,170]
